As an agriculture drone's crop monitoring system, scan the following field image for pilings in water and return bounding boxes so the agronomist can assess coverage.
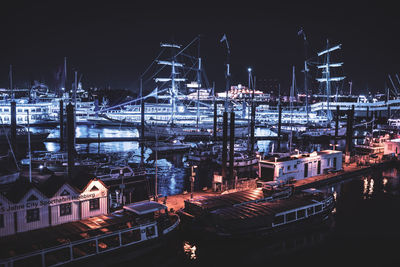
[213,98,217,141]
[277,104,282,152]
[250,101,255,154]
[10,101,16,155]
[345,105,355,164]
[335,105,339,146]
[66,103,75,179]
[141,99,145,140]
[59,100,64,150]
[221,112,228,180]
[229,111,235,182]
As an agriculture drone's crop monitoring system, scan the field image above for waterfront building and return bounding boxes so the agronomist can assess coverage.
[259,150,342,183]
[384,139,400,155]
[0,177,108,237]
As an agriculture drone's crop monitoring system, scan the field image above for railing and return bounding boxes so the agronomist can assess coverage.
[0,221,158,267]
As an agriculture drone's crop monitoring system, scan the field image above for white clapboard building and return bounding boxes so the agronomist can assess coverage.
[384,139,400,156]
[259,150,343,183]
[0,177,108,237]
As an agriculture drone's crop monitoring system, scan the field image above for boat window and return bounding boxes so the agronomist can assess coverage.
[273,214,284,225]
[307,206,314,216]
[122,168,131,174]
[286,212,296,222]
[146,226,156,237]
[111,169,120,175]
[315,205,322,213]
[297,209,306,219]
[121,229,141,245]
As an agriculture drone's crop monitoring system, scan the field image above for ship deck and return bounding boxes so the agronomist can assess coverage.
[0,213,136,259]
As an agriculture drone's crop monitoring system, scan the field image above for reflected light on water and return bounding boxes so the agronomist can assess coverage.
[363,177,368,196]
[183,242,197,260]
[368,179,374,196]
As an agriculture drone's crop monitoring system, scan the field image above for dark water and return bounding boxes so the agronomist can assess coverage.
[4,126,396,266]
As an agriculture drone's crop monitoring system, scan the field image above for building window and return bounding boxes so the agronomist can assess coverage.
[60,203,72,216]
[27,208,40,223]
[287,165,291,171]
[89,198,100,211]
[0,214,4,228]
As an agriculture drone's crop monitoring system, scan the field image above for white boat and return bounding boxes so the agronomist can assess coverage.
[215,151,259,168]
[150,137,192,153]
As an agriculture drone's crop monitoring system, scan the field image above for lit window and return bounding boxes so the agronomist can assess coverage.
[89,198,100,211]
[60,203,72,216]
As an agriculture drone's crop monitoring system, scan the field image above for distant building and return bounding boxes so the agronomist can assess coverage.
[259,150,343,183]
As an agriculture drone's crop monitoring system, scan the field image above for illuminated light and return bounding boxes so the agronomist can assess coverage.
[39,165,44,170]
[383,178,388,186]
[248,67,252,73]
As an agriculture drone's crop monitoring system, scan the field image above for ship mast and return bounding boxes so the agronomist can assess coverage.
[156,43,186,126]
[220,34,231,112]
[196,37,202,129]
[289,66,295,153]
[317,39,345,122]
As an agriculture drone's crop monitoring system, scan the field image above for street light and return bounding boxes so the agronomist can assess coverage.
[329,143,338,150]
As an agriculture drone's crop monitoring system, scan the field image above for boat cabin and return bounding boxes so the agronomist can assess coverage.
[259,150,342,183]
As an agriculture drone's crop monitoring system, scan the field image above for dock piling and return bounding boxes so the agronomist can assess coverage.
[277,104,282,152]
[67,103,75,179]
[59,100,64,150]
[222,112,228,180]
[229,111,235,182]
[10,101,16,155]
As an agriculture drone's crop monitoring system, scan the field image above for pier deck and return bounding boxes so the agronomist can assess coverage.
[158,157,397,212]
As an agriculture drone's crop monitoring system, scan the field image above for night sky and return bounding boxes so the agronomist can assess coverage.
[1,1,400,95]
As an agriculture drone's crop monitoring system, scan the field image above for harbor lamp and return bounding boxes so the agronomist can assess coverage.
[329,143,338,151]
[247,67,252,91]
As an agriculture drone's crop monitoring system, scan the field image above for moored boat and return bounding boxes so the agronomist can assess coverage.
[204,188,334,239]
[0,201,180,266]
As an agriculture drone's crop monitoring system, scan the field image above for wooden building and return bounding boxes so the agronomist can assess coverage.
[0,177,108,237]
